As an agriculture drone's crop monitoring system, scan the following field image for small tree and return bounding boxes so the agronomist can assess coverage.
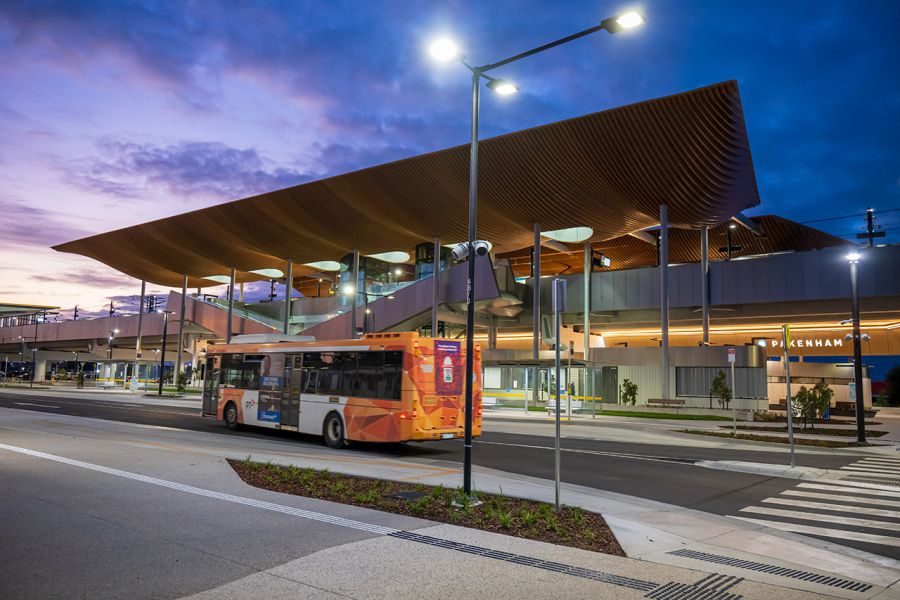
[711,370,732,409]
[792,386,816,429]
[620,378,638,406]
[810,381,833,428]
[177,372,188,393]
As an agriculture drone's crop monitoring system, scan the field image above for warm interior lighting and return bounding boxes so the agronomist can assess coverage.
[429,38,460,62]
[342,285,355,295]
[394,268,403,276]
[487,79,519,95]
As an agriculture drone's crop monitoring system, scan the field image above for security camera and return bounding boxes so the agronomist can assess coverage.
[473,240,490,256]
[862,333,870,341]
[450,243,469,262]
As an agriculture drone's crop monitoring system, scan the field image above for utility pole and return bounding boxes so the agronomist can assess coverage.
[73,305,79,321]
[856,208,884,247]
[108,300,116,317]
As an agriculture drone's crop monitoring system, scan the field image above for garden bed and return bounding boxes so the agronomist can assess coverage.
[678,429,869,448]
[229,458,624,555]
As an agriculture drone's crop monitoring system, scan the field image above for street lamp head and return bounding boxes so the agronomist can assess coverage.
[601,10,646,33]
[429,38,461,63]
[487,78,519,95]
[847,252,861,263]
[342,284,355,295]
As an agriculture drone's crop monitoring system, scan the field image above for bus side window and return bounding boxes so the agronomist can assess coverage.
[379,351,403,400]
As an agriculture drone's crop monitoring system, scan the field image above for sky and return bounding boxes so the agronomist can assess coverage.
[1,0,899,320]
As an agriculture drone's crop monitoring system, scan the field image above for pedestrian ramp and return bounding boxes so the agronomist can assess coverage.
[731,456,900,551]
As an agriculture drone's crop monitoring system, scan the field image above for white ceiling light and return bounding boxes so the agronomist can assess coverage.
[542,226,593,243]
[366,251,410,264]
[304,261,342,272]
[250,268,284,278]
[203,275,231,284]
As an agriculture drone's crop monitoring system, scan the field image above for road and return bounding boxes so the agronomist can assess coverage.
[1,390,897,561]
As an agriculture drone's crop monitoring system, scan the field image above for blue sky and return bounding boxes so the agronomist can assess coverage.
[1,0,898,316]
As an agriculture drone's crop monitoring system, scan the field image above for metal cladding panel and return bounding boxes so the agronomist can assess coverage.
[54,81,760,287]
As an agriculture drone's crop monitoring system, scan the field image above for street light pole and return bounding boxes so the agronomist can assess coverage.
[848,253,866,443]
[430,10,645,499]
[29,312,41,388]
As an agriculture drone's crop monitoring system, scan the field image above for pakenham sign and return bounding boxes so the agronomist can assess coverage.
[768,338,843,348]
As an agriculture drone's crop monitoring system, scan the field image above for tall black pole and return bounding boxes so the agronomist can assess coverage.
[158,312,169,396]
[850,260,866,443]
[462,68,480,497]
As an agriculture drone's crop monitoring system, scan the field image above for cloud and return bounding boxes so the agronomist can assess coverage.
[0,197,91,248]
[66,139,314,201]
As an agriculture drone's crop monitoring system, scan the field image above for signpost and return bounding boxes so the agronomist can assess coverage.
[783,325,795,467]
[727,348,736,435]
[552,278,566,511]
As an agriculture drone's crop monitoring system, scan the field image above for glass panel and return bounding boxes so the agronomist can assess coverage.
[355,351,382,399]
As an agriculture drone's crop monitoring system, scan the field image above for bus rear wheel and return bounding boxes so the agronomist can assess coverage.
[323,413,346,449]
[224,402,240,431]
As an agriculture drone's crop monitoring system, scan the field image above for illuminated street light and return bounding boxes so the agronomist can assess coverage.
[846,251,865,442]
[427,9,645,502]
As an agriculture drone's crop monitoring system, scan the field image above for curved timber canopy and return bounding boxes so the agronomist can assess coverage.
[54,80,760,287]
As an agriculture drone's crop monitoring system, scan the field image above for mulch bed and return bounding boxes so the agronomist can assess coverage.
[727,425,888,438]
[678,429,871,448]
[229,459,624,556]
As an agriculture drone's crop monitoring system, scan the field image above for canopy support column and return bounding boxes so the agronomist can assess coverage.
[283,259,293,335]
[701,225,710,345]
[226,267,235,343]
[176,274,187,377]
[583,242,590,360]
[134,280,146,385]
[432,237,440,338]
[660,205,670,400]
[350,249,360,339]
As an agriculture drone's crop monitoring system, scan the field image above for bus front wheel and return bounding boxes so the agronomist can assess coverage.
[224,402,240,431]
[323,412,346,449]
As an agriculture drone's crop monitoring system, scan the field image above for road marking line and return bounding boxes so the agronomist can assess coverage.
[477,440,693,465]
[798,483,900,499]
[841,466,900,475]
[739,506,900,532]
[0,442,398,536]
[859,458,900,465]
[800,479,900,494]
[13,402,59,409]
[762,497,900,519]
[734,516,900,548]
[783,490,900,508]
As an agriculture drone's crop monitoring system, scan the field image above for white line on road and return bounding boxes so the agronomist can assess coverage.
[798,483,900,499]
[840,466,900,475]
[761,497,900,519]
[734,516,900,548]
[477,440,692,465]
[13,402,59,409]
[739,506,900,532]
[0,443,398,536]
[800,479,900,494]
[782,490,900,508]
[860,458,900,466]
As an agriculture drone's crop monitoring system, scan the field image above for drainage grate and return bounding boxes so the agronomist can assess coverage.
[667,549,872,592]
[646,574,743,599]
[845,474,900,487]
[389,530,658,591]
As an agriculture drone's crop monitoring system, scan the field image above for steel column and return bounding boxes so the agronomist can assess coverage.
[226,267,235,343]
[283,258,293,335]
[701,225,709,345]
[134,280,146,385]
[583,241,590,359]
[659,205,669,400]
[850,260,866,443]
[176,274,187,377]
[350,249,360,339]
[432,237,440,338]
[533,223,541,359]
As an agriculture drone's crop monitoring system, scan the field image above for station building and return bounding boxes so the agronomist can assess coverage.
[3,80,898,412]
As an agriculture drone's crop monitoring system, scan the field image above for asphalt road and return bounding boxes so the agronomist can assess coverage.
[1,390,896,560]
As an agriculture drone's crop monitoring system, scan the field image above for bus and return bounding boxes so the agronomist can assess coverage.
[201,331,482,448]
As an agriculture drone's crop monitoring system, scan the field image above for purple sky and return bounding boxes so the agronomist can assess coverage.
[1,0,898,319]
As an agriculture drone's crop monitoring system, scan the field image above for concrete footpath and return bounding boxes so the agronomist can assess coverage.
[1,406,897,599]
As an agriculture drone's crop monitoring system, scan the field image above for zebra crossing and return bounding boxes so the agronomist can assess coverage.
[730,455,900,551]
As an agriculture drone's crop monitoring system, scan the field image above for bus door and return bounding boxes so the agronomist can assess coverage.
[201,355,220,416]
[279,355,302,428]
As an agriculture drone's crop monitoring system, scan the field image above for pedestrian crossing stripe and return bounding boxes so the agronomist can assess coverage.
[762,496,900,518]
[782,489,900,508]
[729,456,900,550]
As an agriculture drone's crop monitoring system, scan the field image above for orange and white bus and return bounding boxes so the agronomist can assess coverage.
[201,332,482,448]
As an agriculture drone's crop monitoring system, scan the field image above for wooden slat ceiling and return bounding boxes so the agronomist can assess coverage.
[500,215,853,277]
[54,80,760,287]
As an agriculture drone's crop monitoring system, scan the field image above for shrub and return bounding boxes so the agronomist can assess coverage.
[619,379,638,406]
[711,370,732,409]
